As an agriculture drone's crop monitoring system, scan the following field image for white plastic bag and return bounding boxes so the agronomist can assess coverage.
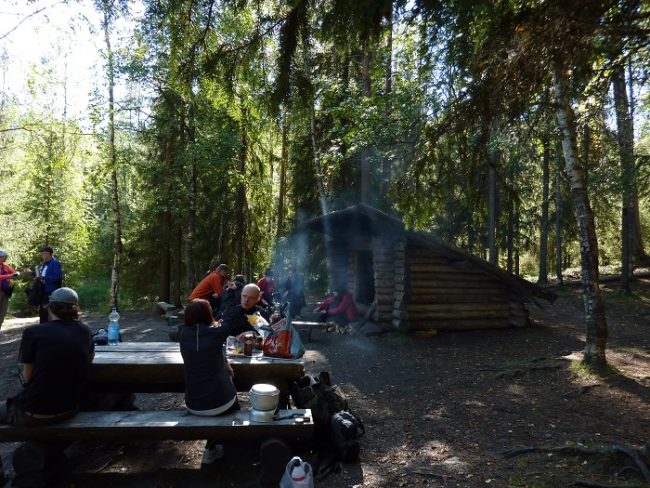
[279,456,314,488]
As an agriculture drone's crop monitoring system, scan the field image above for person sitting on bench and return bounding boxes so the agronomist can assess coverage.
[0,287,94,426]
[178,296,258,464]
[315,285,358,332]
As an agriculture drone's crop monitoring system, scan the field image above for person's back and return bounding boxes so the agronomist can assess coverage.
[0,287,94,426]
[18,319,93,415]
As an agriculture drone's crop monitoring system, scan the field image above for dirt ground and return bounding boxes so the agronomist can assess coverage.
[0,278,649,488]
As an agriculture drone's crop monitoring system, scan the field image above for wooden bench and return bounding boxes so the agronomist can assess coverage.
[292,320,323,343]
[0,409,314,487]
[0,409,313,443]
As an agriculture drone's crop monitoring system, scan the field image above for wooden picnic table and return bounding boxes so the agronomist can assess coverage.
[89,342,305,404]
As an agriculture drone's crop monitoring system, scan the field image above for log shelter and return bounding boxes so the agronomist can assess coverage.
[302,204,556,332]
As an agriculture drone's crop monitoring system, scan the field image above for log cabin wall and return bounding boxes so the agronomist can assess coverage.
[372,235,403,326]
[402,244,512,331]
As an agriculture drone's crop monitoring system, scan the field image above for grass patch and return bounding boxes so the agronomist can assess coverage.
[569,359,619,380]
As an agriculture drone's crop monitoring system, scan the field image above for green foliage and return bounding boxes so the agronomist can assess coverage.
[1,0,649,313]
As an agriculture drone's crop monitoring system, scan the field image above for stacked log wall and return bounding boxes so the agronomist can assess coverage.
[373,236,402,326]
[508,293,530,327]
[390,238,409,330]
[404,246,512,331]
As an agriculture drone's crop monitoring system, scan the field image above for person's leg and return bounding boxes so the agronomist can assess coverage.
[202,399,241,464]
[0,292,8,330]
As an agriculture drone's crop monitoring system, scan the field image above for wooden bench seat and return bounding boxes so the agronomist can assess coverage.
[2,409,314,487]
[291,321,322,342]
[0,408,313,443]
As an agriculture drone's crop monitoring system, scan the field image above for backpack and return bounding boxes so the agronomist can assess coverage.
[330,410,365,462]
[92,328,109,345]
[289,372,348,435]
[25,280,44,306]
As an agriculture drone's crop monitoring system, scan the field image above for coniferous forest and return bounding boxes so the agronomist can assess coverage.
[1,1,649,364]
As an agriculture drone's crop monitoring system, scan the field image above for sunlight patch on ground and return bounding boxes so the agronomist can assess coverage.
[4,317,38,329]
[505,384,526,396]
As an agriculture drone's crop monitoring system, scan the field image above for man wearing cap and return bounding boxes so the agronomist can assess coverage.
[0,287,94,426]
[0,250,20,331]
[25,246,63,323]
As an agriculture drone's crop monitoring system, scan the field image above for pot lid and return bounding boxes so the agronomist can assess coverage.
[250,383,279,396]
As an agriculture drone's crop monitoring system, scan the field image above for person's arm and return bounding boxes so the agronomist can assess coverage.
[210,274,223,297]
[219,308,255,338]
[328,293,353,315]
[0,263,18,281]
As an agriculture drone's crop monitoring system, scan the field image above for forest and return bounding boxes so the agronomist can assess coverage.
[1,0,649,362]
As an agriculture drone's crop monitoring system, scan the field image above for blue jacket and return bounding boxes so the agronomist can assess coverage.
[40,257,62,295]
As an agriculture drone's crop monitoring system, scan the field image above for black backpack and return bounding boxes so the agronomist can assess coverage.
[25,280,44,306]
[330,410,365,462]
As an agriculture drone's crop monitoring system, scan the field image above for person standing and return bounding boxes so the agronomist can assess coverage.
[0,287,94,426]
[24,246,62,324]
[281,266,306,319]
[188,263,230,315]
[256,268,276,306]
[0,250,20,332]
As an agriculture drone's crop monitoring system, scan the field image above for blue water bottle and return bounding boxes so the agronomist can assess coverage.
[108,306,120,345]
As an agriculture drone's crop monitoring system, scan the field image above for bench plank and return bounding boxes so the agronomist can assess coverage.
[0,409,313,443]
[292,321,322,342]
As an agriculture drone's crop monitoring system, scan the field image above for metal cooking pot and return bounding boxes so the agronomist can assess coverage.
[249,383,280,411]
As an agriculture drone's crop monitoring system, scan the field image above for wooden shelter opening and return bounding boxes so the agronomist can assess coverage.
[355,250,375,304]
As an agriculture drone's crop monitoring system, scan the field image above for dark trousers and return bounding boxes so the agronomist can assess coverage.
[38,305,48,324]
[0,397,76,427]
[206,399,241,449]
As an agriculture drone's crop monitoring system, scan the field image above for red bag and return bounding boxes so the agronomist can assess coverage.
[263,317,304,359]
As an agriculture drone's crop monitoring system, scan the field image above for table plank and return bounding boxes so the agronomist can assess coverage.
[89,342,305,395]
[95,342,180,353]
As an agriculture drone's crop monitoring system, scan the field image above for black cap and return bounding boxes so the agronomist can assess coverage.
[39,246,54,254]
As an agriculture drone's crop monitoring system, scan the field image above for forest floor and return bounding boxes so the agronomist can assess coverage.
[0,277,649,488]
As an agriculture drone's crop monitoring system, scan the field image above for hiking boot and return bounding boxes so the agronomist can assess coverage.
[201,444,224,464]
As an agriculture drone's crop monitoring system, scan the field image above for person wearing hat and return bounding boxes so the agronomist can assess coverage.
[0,250,20,331]
[24,246,63,323]
[0,287,94,426]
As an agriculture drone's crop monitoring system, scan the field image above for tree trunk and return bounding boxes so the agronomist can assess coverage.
[552,67,607,366]
[360,42,373,204]
[103,2,122,309]
[381,2,393,200]
[236,106,247,274]
[301,21,328,215]
[173,219,182,306]
[626,59,648,264]
[506,193,514,273]
[184,102,197,294]
[555,138,564,285]
[488,162,497,266]
[538,134,550,284]
[159,206,171,303]
[612,62,635,294]
[277,114,288,240]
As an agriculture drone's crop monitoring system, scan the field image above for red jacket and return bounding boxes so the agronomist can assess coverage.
[318,293,358,322]
[188,271,225,301]
[256,276,276,295]
[0,263,16,287]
